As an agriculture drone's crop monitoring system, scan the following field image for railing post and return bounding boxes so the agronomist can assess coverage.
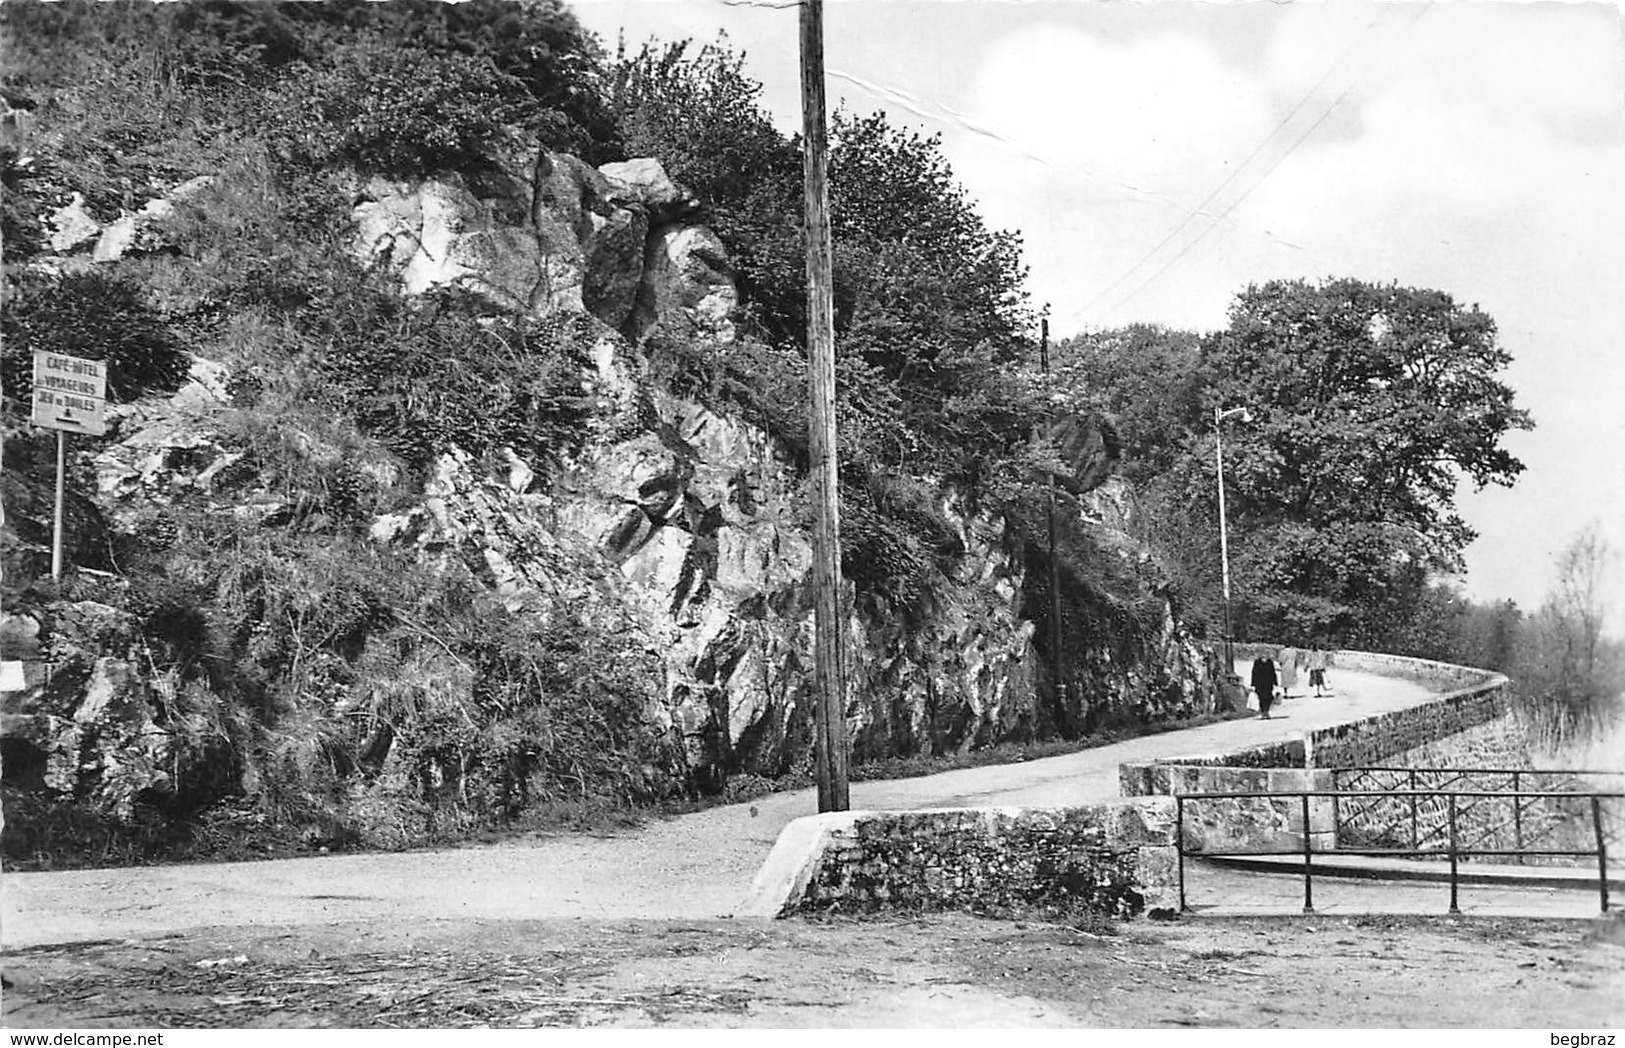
[1302,792,1315,914]
[1447,792,1461,915]
[1177,795,1187,913]
[1331,780,1341,851]
[1512,770,1523,859]
[1409,769,1419,851]
[1593,795,1610,914]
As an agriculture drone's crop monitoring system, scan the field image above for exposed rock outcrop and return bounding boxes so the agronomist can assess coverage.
[350,152,733,344]
[43,176,216,263]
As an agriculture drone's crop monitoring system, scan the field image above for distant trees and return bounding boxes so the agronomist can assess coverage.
[1513,527,1624,746]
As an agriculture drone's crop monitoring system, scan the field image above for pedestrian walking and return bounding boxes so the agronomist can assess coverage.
[1278,645,1300,697]
[1306,646,1332,695]
[1250,652,1279,719]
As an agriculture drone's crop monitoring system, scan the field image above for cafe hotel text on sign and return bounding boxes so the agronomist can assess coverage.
[32,351,108,436]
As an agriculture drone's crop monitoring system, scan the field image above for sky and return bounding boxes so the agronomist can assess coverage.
[571,0,1625,630]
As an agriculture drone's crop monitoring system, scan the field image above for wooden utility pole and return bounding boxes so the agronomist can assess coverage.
[1042,318,1064,719]
[800,0,849,812]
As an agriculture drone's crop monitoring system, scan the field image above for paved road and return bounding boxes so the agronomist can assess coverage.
[3,668,1439,948]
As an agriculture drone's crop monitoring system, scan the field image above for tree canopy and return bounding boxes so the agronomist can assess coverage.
[1056,278,1532,647]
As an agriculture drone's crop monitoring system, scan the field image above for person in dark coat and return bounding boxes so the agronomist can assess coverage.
[1250,653,1279,719]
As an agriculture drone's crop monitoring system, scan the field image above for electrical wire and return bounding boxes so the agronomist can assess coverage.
[1087,4,1432,326]
[1067,7,1400,327]
[685,0,1429,331]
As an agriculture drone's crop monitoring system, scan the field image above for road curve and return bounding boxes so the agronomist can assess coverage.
[2,668,1436,947]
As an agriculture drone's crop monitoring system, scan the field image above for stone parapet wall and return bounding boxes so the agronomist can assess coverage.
[1118,764,1338,854]
[1232,644,1499,692]
[743,803,1180,919]
[1372,711,1532,772]
[1179,789,1339,856]
[1322,650,1500,691]
[1307,684,1509,769]
[1115,648,1520,858]
[1121,763,1326,799]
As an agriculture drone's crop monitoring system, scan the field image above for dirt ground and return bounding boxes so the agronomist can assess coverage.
[5,910,1622,1029]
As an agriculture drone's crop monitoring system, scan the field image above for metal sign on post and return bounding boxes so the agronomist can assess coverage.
[32,351,107,437]
[30,351,107,581]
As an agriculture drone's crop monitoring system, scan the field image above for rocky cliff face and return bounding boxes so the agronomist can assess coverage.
[7,144,1216,807]
[338,146,1216,777]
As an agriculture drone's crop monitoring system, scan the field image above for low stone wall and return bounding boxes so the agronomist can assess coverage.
[741,803,1180,919]
[1359,709,1530,772]
[1117,764,1338,854]
[1306,681,1509,768]
[1179,788,1339,856]
[1321,650,1500,691]
[1116,648,1519,856]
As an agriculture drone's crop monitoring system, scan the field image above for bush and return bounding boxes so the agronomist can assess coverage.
[1,145,49,262]
[303,280,596,473]
[2,270,192,405]
[294,42,528,178]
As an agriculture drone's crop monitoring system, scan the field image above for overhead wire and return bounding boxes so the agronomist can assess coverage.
[1086,4,1432,327]
[823,67,1234,220]
[688,0,1430,333]
[691,0,1270,231]
[1066,7,1400,328]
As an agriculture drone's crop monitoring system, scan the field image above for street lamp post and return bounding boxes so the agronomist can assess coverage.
[1214,405,1250,673]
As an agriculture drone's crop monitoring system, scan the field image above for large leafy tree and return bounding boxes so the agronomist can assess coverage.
[606,39,1038,469]
[1202,278,1532,642]
[1053,280,1531,646]
[829,111,1034,476]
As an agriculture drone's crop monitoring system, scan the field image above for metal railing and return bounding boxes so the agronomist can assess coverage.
[1328,767,1625,859]
[1174,788,1624,914]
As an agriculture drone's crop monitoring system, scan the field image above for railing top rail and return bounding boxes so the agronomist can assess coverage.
[1175,789,1625,801]
[1330,766,1625,776]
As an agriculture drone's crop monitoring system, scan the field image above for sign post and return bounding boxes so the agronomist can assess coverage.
[30,351,107,581]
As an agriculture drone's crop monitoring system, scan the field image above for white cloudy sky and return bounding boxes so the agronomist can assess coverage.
[572,0,1625,628]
